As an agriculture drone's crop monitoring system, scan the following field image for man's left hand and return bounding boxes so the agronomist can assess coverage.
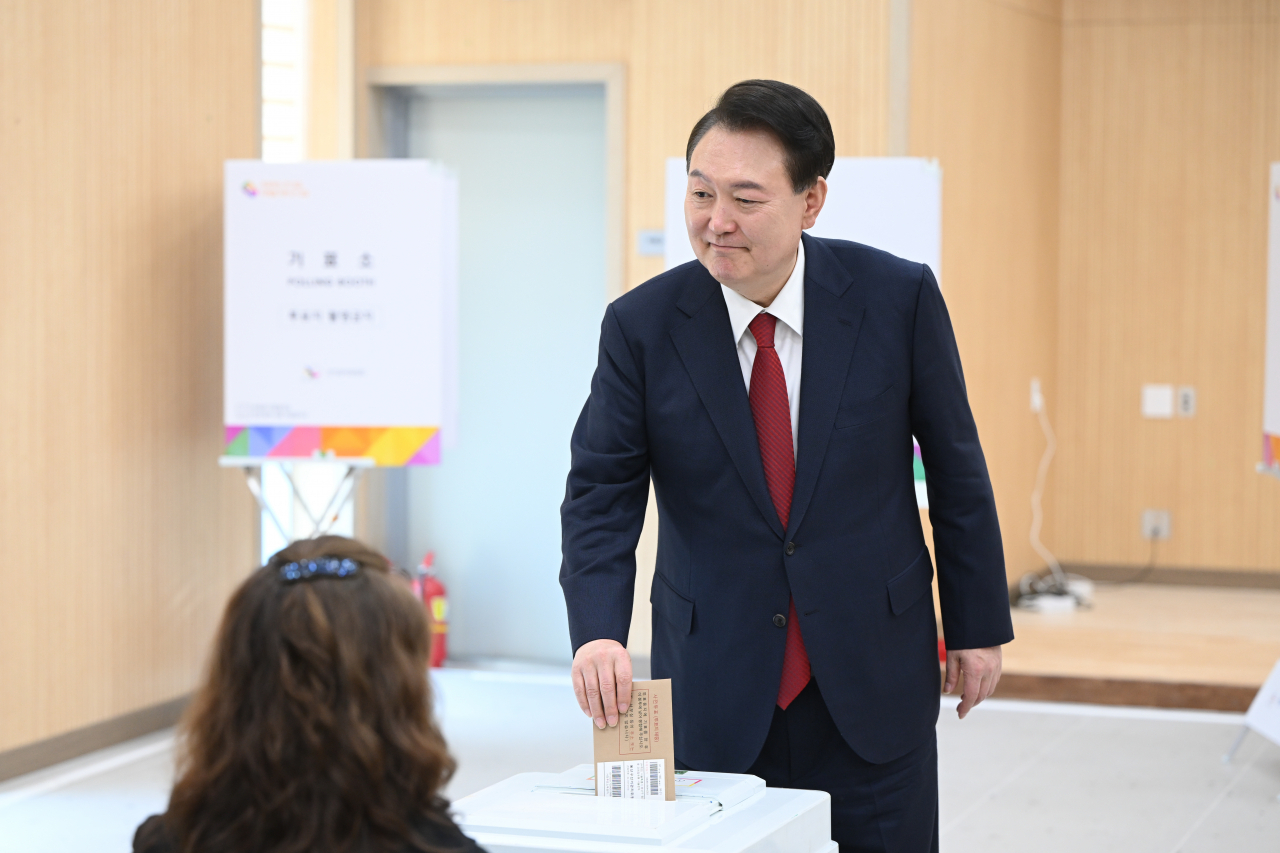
[944,646,1002,719]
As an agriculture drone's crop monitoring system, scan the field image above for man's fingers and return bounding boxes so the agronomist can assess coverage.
[615,655,633,715]
[571,666,591,716]
[582,665,606,729]
[599,660,620,727]
[570,640,634,728]
[943,652,958,694]
[957,667,984,719]
[949,646,1004,719]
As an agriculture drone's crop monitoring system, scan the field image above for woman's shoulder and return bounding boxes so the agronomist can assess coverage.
[408,810,486,853]
[132,814,176,853]
[132,809,486,853]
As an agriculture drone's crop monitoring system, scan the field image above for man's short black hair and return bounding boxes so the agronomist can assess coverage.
[685,80,835,193]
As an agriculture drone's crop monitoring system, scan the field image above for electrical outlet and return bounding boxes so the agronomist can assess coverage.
[1141,384,1175,419]
[636,230,665,256]
[1177,386,1196,417]
[1141,509,1171,540]
[1030,378,1044,413]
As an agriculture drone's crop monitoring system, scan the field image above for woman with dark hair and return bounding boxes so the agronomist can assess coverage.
[133,535,483,853]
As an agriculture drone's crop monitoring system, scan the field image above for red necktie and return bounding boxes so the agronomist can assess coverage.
[747,313,811,710]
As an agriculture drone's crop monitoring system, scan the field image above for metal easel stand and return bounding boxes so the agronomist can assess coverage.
[219,455,375,543]
[1221,725,1280,803]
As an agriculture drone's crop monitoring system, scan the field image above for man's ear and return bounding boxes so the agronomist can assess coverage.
[800,176,828,230]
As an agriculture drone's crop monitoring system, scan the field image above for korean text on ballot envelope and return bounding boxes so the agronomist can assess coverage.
[593,679,676,801]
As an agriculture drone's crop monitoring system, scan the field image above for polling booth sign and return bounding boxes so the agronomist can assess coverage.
[222,160,458,466]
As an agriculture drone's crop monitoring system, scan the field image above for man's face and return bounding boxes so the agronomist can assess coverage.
[685,125,826,304]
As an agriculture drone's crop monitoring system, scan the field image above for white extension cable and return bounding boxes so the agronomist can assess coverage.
[1019,380,1093,611]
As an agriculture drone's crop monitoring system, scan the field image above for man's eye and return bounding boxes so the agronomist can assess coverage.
[692,191,710,199]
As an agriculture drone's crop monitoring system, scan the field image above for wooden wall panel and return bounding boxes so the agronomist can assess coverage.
[1055,1,1280,572]
[309,0,342,160]
[911,0,1064,582]
[0,1,260,753]
[358,0,890,294]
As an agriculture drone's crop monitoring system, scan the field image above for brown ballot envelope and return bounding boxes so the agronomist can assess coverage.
[592,678,676,801]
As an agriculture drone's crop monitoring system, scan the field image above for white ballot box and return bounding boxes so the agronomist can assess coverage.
[453,764,835,853]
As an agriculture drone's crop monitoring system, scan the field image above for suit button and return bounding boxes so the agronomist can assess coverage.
[773,613,787,628]
[785,542,796,556]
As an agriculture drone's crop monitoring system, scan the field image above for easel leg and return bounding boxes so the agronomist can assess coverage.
[313,466,362,536]
[280,465,324,536]
[280,463,363,538]
[1222,725,1249,764]
[242,467,290,544]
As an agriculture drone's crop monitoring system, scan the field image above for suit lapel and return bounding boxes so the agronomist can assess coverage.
[670,269,785,540]
[789,234,865,538]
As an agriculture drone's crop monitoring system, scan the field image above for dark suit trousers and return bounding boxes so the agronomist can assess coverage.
[746,680,939,853]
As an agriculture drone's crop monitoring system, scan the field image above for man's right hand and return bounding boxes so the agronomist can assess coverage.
[572,639,633,729]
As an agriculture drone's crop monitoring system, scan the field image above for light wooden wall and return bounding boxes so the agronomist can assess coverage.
[308,0,343,160]
[345,0,1280,604]
[911,0,1065,583]
[1055,0,1280,572]
[355,0,891,295]
[0,1,260,753]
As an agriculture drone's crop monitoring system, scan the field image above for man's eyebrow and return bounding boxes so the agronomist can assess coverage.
[688,170,767,192]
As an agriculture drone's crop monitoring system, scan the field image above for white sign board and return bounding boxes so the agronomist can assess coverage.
[1264,164,1280,470]
[664,156,942,508]
[1246,659,1280,747]
[664,156,942,279]
[223,160,457,465]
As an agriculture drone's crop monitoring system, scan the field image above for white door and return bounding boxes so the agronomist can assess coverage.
[400,83,607,663]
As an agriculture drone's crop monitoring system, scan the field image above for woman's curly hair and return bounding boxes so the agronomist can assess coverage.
[165,536,456,853]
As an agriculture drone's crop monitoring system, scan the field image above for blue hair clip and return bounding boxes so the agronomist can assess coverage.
[280,557,360,583]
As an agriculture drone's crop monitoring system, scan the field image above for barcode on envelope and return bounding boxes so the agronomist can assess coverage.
[596,759,665,799]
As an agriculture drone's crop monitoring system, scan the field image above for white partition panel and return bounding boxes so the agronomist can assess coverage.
[224,160,457,466]
[664,156,941,281]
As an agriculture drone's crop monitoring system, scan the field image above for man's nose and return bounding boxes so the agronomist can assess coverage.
[709,199,736,234]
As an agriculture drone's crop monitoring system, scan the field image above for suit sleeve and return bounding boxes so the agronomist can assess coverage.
[908,265,1014,650]
[559,303,651,654]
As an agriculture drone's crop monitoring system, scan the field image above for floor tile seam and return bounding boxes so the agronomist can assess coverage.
[0,736,174,812]
[0,729,173,796]
[1001,664,1265,678]
[1001,670,1265,683]
[938,715,1089,837]
[942,695,1246,725]
[1164,740,1268,853]
[1004,634,1280,649]
[445,671,574,687]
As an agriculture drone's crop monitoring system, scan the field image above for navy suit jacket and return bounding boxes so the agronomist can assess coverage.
[560,234,1014,770]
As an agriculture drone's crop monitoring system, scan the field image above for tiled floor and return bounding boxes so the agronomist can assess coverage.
[1,666,1277,852]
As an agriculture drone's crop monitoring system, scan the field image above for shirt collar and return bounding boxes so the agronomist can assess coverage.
[720,239,806,344]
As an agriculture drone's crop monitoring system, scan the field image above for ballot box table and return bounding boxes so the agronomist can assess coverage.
[453,764,835,853]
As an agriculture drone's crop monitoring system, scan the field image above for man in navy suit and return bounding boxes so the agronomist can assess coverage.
[560,80,1014,852]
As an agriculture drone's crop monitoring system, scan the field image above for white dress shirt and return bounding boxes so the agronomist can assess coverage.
[719,241,805,458]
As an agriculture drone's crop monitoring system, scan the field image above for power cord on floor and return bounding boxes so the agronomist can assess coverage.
[1093,537,1158,586]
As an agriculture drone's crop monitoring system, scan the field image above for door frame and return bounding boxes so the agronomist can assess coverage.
[361,63,626,301]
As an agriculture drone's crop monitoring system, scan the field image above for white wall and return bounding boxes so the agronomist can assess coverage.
[404,84,607,663]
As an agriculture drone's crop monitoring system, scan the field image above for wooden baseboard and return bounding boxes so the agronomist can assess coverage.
[986,673,1254,712]
[1058,563,1280,590]
[0,696,188,784]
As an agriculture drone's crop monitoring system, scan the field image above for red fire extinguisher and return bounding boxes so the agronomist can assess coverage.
[416,552,448,668]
